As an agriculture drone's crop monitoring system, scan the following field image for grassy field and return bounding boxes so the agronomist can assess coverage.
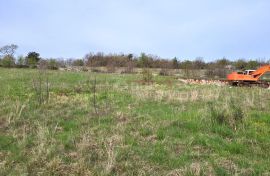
[0,68,270,175]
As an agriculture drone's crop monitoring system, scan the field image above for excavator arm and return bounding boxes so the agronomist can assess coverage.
[250,65,270,79]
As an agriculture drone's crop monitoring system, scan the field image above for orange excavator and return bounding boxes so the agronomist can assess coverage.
[227,65,270,87]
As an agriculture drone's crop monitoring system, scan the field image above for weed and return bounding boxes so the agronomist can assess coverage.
[207,100,245,130]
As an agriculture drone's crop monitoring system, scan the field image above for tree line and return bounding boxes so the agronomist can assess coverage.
[0,44,269,71]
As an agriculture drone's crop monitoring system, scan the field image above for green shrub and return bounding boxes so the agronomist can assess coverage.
[1,55,15,67]
[207,100,245,130]
[142,68,153,84]
[91,68,102,73]
[47,59,59,70]
[25,52,41,68]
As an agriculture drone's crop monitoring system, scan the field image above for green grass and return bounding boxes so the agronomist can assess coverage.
[0,68,270,175]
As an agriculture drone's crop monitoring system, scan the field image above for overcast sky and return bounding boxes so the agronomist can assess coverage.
[1,0,270,60]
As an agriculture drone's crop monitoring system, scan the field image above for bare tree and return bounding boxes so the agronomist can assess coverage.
[0,44,18,57]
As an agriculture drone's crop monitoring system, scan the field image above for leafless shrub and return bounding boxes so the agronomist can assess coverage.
[87,75,114,122]
[206,68,228,79]
[159,68,170,76]
[33,61,50,105]
[106,62,116,73]
[89,75,98,117]
[205,69,215,79]
[122,61,135,74]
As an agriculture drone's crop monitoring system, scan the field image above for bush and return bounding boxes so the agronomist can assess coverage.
[205,69,228,79]
[1,55,15,68]
[25,52,41,68]
[205,69,215,78]
[47,59,59,70]
[72,59,84,66]
[159,69,170,76]
[106,63,116,73]
[15,65,29,68]
[207,100,245,130]
[123,61,135,74]
[91,68,102,73]
[82,67,88,72]
[142,68,153,84]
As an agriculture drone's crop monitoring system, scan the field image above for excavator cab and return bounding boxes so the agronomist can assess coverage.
[243,70,255,75]
[235,70,255,75]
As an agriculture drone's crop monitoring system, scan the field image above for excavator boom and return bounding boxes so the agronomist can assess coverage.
[251,65,270,78]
